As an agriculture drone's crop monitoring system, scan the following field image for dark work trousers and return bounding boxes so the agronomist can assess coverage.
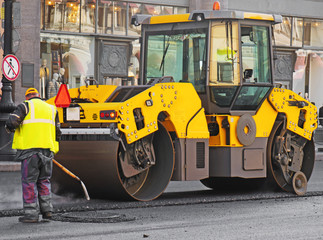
[21,153,53,217]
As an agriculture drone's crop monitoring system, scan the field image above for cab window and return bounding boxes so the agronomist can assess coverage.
[145,28,207,93]
[209,21,240,106]
[241,25,272,83]
[209,21,240,85]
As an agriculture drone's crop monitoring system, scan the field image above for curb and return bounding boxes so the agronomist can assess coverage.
[0,161,20,172]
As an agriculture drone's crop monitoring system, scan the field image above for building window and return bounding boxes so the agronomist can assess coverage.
[43,0,60,31]
[81,0,96,33]
[274,16,323,49]
[97,1,113,34]
[114,2,127,35]
[304,19,323,47]
[40,33,95,99]
[64,1,81,32]
[97,1,129,35]
[43,0,80,32]
[41,0,44,29]
[292,18,303,47]
[273,17,291,46]
[42,1,188,36]
[174,6,187,14]
[40,1,188,87]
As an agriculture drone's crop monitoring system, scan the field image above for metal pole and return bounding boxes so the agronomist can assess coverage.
[79,0,82,33]
[0,0,16,161]
[95,0,98,34]
[42,0,45,30]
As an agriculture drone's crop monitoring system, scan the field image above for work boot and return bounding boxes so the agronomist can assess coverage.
[42,212,52,220]
[18,215,39,223]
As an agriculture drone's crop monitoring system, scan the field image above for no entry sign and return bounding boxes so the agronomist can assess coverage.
[2,54,20,81]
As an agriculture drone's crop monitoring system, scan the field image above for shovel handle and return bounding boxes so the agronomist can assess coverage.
[53,159,80,181]
[53,159,90,200]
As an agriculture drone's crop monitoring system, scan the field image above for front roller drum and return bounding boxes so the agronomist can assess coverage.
[117,122,175,200]
[52,122,174,201]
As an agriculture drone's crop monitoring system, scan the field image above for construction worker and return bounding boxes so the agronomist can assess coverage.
[5,88,61,223]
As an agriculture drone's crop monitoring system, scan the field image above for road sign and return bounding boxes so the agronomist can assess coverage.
[2,54,20,81]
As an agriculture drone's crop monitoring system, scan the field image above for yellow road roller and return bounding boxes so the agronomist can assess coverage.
[48,9,318,201]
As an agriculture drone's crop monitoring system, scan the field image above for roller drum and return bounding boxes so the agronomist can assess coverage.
[52,122,174,201]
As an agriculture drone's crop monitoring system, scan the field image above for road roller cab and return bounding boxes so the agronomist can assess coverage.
[50,9,318,201]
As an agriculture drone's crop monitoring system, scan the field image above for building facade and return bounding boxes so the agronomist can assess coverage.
[39,0,188,100]
[1,0,323,107]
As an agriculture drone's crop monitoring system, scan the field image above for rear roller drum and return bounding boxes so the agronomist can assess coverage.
[266,120,315,194]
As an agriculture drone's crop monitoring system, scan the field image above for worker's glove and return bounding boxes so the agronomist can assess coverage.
[4,124,14,134]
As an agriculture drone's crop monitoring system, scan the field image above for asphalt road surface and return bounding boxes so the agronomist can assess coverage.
[0,195,323,240]
[0,160,323,239]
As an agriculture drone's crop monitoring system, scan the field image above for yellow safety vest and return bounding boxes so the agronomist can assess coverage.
[12,98,59,154]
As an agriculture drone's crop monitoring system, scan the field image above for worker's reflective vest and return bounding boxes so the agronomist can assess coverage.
[12,98,59,154]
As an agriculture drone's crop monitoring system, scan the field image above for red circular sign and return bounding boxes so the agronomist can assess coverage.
[2,54,20,81]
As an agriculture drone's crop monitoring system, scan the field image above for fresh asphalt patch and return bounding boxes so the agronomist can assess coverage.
[51,210,135,223]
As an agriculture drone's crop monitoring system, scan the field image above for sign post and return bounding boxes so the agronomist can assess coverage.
[0,0,17,162]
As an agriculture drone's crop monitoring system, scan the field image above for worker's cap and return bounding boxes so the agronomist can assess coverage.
[25,88,39,96]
